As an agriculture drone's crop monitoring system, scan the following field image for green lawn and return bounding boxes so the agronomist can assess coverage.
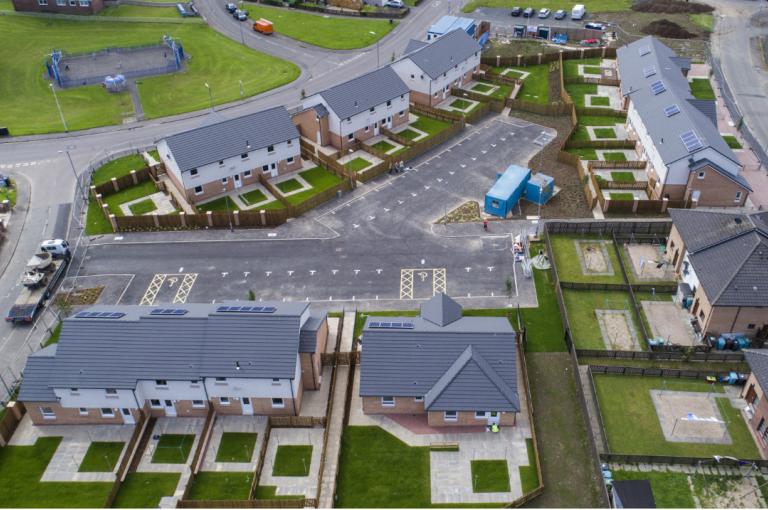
[564,83,597,107]
[690,13,714,31]
[594,375,760,458]
[0,0,13,10]
[501,69,525,79]
[113,473,180,508]
[78,442,125,472]
[562,289,640,350]
[589,96,610,106]
[272,445,312,476]
[188,472,253,500]
[410,114,451,137]
[519,438,540,494]
[611,171,634,182]
[722,134,742,149]
[372,140,397,153]
[612,470,695,508]
[450,98,474,111]
[241,3,395,49]
[609,192,635,200]
[284,166,343,205]
[215,432,258,463]
[0,183,17,208]
[240,188,269,206]
[502,64,549,104]
[593,127,617,139]
[472,83,494,93]
[471,460,510,493]
[0,18,298,136]
[197,196,240,213]
[690,78,716,100]
[98,4,183,18]
[478,81,512,101]
[603,152,627,162]
[276,178,303,194]
[399,128,421,141]
[549,235,624,284]
[566,147,599,160]
[86,197,113,235]
[462,0,630,13]
[582,65,602,75]
[344,157,373,173]
[0,437,113,508]
[520,242,566,352]
[151,434,195,464]
[336,426,430,507]
[572,115,626,142]
[103,181,158,217]
[91,154,146,186]
[128,198,157,215]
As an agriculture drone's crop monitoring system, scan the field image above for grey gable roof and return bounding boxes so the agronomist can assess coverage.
[360,297,519,412]
[316,66,409,120]
[403,39,429,55]
[163,106,299,173]
[617,36,741,173]
[745,350,768,392]
[19,301,309,396]
[421,293,462,326]
[299,314,326,353]
[687,99,717,126]
[18,345,57,402]
[405,29,481,80]
[669,209,768,306]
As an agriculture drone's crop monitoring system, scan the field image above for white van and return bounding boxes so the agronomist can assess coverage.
[40,239,70,259]
[571,3,585,20]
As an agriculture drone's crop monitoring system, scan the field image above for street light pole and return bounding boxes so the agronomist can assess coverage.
[204,82,214,111]
[223,186,234,232]
[239,79,244,98]
[49,83,68,132]
[369,32,380,68]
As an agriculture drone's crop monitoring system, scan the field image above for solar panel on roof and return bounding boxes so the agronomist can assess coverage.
[638,46,651,56]
[643,66,656,78]
[369,321,381,328]
[74,311,126,319]
[150,308,188,316]
[369,321,415,329]
[664,104,680,117]
[680,130,703,152]
[216,305,276,313]
[650,80,666,95]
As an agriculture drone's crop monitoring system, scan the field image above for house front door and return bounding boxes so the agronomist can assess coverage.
[121,408,135,425]
[164,400,177,417]
[234,174,242,189]
[373,121,379,136]
[487,412,500,426]
[241,397,253,415]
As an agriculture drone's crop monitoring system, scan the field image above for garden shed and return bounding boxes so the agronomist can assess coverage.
[525,172,554,205]
[484,164,531,218]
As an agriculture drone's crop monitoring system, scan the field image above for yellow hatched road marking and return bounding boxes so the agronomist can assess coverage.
[139,274,166,305]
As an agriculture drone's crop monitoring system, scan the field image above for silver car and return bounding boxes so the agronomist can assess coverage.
[538,8,550,18]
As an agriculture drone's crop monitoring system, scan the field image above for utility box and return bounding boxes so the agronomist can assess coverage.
[525,172,554,205]
[484,164,531,218]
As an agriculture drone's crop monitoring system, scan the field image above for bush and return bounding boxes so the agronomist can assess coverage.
[641,19,697,39]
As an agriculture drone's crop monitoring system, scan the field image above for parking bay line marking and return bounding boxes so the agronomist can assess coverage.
[140,274,166,305]
[173,273,198,304]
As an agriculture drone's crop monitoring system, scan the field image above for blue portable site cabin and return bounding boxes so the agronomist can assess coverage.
[427,16,476,41]
[484,165,531,218]
[525,173,554,205]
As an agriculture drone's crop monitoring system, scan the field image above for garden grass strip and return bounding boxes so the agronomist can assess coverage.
[188,472,253,500]
[197,196,241,213]
[276,178,303,194]
[519,438,540,494]
[79,441,125,472]
[372,140,397,153]
[215,432,258,463]
[344,157,373,173]
[609,192,635,200]
[593,127,617,139]
[128,198,157,215]
[272,445,312,476]
[590,96,610,106]
[151,434,195,464]
[471,460,510,493]
[690,78,716,100]
[240,188,269,206]
[722,135,742,149]
[113,473,181,508]
[603,152,627,162]
[611,171,635,182]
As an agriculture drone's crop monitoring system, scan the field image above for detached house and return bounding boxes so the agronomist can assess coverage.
[157,106,301,204]
[392,29,482,107]
[666,208,768,339]
[360,293,520,427]
[296,67,410,150]
[617,36,751,207]
[18,302,328,425]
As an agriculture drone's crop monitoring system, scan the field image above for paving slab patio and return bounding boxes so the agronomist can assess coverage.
[259,427,324,497]
[300,366,333,417]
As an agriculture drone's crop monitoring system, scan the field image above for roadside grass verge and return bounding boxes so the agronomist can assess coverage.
[690,13,713,31]
[97,4,184,18]
[91,154,146,186]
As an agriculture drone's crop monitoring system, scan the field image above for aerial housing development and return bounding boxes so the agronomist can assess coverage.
[0,0,767,507]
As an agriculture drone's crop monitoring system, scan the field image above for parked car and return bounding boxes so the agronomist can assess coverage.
[554,8,566,19]
[510,6,522,15]
[553,33,568,44]
[225,2,236,12]
[580,38,602,46]
[385,0,405,7]
[538,8,550,18]
[571,3,585,19]
[523,7,534,17]
[253,17,273,34]
[585,21,605,30]
[233,8,248,20]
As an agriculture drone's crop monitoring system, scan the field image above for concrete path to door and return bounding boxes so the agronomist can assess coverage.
[201,415,267,472]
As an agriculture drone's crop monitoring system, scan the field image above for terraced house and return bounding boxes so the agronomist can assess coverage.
[157,106,302,204]
[296,66,410,150]
[617,36,751,207]
[359,294,520,427]
[392,29,482,107]
[17,302,328,425]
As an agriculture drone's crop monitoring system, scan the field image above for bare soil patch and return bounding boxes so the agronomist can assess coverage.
[54,286,105,306]
[632,0,713,14]
[596,310,638,350]
[642,19,697,39]
[642,300,696,346]
[436,201,481,224]
[650,390,730,444]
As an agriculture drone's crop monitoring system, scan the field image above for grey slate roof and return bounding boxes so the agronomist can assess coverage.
[617,36,741,174]
[744,350,768,392]
[403,39,429,56]
[17,345,57,402]
[669,208,768,306]
[19,301,310,397]
[612,480,656,508]
[315,66,409,120]
[687,99,717,126]
[360,294,519,412]
[299,314,325,353]
[421,292,462,326]
[404,29,481,80]
[163,106,299,173]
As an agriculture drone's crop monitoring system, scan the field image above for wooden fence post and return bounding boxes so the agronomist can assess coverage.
[108,213,118,232]
[130,169,138,185]
[233,210,240,227]
[152,213,160,228]
[179,211,186,228]
[496,55,500,67]
[260,209,266,226]
[537,52,542,65]
[111,177,119,193]
[661,197,668,213]
[632,196,639,213]
[206,211,213,227]
[517,54,522,66]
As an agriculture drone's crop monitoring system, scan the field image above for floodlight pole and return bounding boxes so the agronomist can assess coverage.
[49,83,68,132]
[223,186,234,232]
[205,82,214,111]
[369,32,380,68]
[239,79,244,98]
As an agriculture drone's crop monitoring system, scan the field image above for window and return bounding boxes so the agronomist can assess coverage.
[215,377,227,383]
[758,418,766,435]
[347,133,354,140]
[220,397,230,405]
[267,145,274,153]
[270,163,276,170]
[155,379,168,387]
[150,399,162,408]
[420,75,424,80]
[70,388,79,394]
[444,411,457,421]
[287,156,294,163]
[190,380,200,387]
[699,310,705,320]
[410,74,414,79]
[101,408,115,418]
[40,406,55,419]
[79,0,89,6]
[262,165,269,172]
[56,0,65,5]
[38,0,48,5]
[192,400,205,408]
[244,170,252,178]
[475,411,488,419]
[735,191,743,201]
[271,398,285,408]
[190,168,199,176]
[369,107,375,113]
[748,324,756,329]
[68,0,75,5]
[386,100,392,107]
[241,153,248,160]
[364,126,370,133]
[400,94,404,99]
[221,177,228,185]
[399,110,405,117]
[287,139,293,146]
[194,186,203,195]
[697,171,705,179]
[79,408,88,416]
[105,388,118,395]
[414,396,424,402]
[272,378,281,385]
[381,396,395,407]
